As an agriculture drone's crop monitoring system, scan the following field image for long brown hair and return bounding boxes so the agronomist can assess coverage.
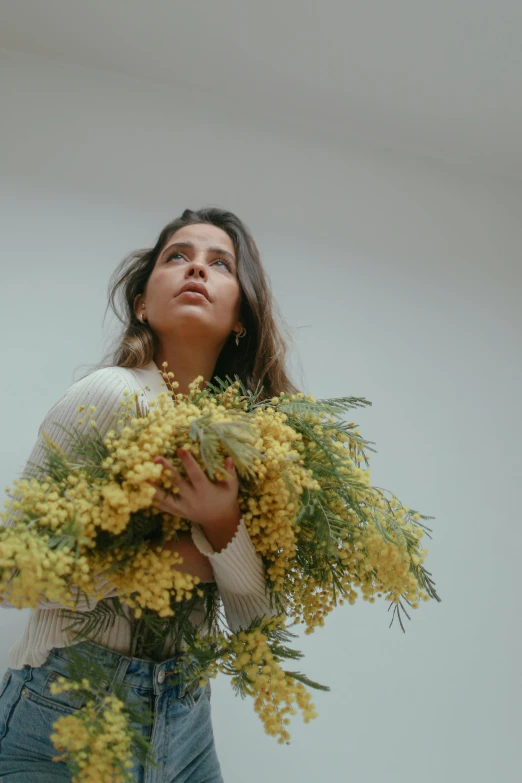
[83,207,299,400]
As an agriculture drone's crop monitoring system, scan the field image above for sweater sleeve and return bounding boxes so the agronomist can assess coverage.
[190,518,280,633]
[0,367,136,611]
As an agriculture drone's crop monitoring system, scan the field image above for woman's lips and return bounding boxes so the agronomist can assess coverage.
[177,290,208,300]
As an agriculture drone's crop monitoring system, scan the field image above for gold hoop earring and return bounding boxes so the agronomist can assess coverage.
[235,327,246,346]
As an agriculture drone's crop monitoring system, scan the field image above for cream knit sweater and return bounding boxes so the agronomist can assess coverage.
[1,360,277,669]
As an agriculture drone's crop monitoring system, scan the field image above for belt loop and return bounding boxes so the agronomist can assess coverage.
[178,676,187,699]
[177,654,196,699]
[110,656,131,690]
[170,657,183,698]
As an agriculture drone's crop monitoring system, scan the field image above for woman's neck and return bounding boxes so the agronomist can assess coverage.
[153,343,218,397]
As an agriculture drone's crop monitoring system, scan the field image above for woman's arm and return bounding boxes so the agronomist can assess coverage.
[191,518,281,632]
[1,368,138,611]
[147,451,278,631]
[162,531,215,582]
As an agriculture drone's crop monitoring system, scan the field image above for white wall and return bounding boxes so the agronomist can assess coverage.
[1,47,520,783]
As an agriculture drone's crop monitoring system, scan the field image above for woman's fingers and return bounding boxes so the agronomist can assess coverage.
[223,456,236,481]
[146,452,239,528]
[155,451,236,488]
[148,482,186,516]
[176,449,206,486]
[153,455,181,490]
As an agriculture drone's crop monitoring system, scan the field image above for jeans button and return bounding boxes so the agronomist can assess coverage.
[157,669,165,684]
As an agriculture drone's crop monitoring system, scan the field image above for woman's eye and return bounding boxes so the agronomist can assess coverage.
[214,258,231,269]
[166,253,231,270]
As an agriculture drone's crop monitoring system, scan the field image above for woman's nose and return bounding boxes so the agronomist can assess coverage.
[186,261,208,278]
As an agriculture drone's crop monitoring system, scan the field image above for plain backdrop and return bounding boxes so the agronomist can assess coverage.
[0,44,521,783]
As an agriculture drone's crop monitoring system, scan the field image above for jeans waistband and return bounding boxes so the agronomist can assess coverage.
[46,640,200,698]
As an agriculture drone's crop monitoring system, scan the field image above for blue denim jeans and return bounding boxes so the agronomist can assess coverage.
[0,640,224,782]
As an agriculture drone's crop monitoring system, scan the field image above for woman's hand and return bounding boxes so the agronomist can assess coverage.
[147,449,241,553]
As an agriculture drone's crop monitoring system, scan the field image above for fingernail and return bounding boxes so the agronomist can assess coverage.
[177,449,187,457]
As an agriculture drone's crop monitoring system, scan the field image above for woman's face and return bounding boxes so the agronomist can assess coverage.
[138,223,242,346]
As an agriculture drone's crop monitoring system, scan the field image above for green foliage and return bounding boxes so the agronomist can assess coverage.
[223,616,331,700]
[188,414,263,481]
[60,586,224,663]
[205,374,265,410]
[94,511,166,571]
[29,421,113,484]
[5,374,440,759]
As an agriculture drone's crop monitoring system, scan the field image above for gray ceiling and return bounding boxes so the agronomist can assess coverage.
[2,0,522,181]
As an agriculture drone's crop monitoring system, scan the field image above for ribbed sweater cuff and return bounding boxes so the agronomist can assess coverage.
[190,517,268,597]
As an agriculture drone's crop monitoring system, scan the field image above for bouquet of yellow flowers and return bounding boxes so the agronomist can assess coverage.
[1,365,440,781]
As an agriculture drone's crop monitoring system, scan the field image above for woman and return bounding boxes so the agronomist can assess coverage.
[0,207,299,781]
